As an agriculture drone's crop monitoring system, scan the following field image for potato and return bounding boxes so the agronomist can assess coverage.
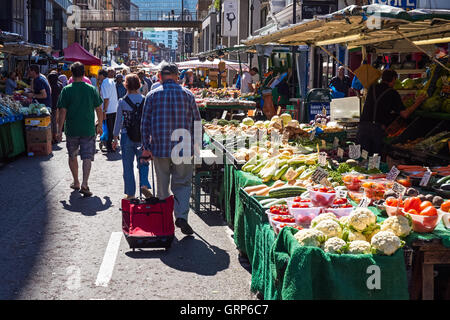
[432,196,444,207]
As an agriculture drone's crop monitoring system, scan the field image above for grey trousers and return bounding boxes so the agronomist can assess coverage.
[152,157,193,222]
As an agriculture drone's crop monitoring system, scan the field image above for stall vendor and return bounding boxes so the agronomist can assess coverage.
[356,69,426,155]
[241,67,259,94]
[329,66,351,98]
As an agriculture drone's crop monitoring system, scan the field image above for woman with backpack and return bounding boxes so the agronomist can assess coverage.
[112,73,152,200]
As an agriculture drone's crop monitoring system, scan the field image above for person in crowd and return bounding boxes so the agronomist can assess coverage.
[97,68,119,153]
[115,74,127,99]
[108,67,116,79]
[90,73,97,88]
[58,73,68,87]
[112,73,152,200]
[357,69,427,155]
[122,69,129,76]
[141,62,201,235]
[137,70,149,96]
[5,71,17,95]
[27,64,52,110]
[151,72,158,83]
[47,71,63,144]
[329,66,351,98]
[150,71,162,91]
[68,74,92,85]
[143,71,153,90]
[240,67,259,94]
[182,69,196,88]
[56,61,103,197]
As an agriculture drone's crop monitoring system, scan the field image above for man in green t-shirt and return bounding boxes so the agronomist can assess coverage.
[56,61,103,197]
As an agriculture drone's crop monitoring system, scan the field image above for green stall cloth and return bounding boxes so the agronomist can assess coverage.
[0,121,26,159]
[8,120,26,158]
[233,169,262,253]
[271,227,410,300]
[224,164,235,227]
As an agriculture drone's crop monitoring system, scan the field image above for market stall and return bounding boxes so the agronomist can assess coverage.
[193,75,450,299]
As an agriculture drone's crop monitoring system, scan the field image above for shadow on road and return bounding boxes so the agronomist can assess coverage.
[124,233,230,276]
[60,191,112,216]
[104,151,122,162]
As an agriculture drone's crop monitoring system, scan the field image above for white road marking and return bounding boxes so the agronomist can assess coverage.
[95,232,122,287]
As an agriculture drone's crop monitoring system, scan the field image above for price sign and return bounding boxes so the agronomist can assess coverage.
[309,129,316,141]
[368,154,380,170]
[357,196,371,208]
[337,189,348,199]
[321,140,326,149]
[392,182,407,198]
[311,167,329,184]
[318,152,327,166]
[386,166,400,181]
[337,147,344,159]
[221,110,228,119]
[419,168,432,187]
[349,144,361,159]
[333,137,339,149]
[361,149,368,160]
[322,106,327,116]
[277,106,282,115]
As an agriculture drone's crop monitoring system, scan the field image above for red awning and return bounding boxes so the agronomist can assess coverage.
[63,42,101,66]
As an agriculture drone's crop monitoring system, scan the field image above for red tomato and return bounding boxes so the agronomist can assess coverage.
[419,201,433,212]
[407,209,419,215]
[404,197,421,213]
[292,203,300,208]
[420,206,437,217]
[294,197,302,202]
[441,200,450,213]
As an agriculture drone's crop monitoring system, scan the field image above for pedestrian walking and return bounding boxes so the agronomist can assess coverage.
[137,70,149,96]
[141,62,201,235]
[56,61,103,197]
[112,73,152,200]
[115,74,127,99]
[47,71,63,144]
[98,68,119,153]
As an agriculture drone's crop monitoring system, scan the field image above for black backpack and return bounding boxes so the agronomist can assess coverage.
[123,95,144,143]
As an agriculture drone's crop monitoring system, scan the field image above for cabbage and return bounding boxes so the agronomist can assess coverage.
[421,96,442,112]
[242,117,254,126]
[393,79,402,90]
[280,113,292,126]
[401,78,415,90]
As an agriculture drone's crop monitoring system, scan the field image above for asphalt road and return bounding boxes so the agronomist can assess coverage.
[0,138,256,300]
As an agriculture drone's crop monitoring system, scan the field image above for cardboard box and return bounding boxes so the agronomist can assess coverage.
[24,115,51,127]
[26,125,51,144]
[27,140,52,156]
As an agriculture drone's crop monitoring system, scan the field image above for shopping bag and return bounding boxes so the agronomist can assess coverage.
[100,120,108,142]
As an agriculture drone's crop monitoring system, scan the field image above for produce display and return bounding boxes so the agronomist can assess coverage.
[291,207,408,256]
[192,88,258,108]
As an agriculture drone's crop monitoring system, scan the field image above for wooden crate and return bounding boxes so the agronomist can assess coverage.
[27,140,52,156]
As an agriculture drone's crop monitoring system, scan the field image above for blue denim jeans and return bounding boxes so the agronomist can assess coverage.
[121,132,150,196]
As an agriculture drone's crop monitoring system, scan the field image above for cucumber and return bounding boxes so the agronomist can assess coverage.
[436,175,450,187]
[268,186,307,198]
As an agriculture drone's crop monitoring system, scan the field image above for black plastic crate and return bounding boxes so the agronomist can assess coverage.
[190,170,222,215]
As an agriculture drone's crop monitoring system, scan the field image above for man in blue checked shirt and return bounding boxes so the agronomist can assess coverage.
[141,62,201,235]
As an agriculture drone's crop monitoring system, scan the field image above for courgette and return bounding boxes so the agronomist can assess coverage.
[263,198,287,208]
[273,164,289,181]
[436,175,450,187]
[268,186,307,198]
[251,160,268,174]
[259,198,278,205]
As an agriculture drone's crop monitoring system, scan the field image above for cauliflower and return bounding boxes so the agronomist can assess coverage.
[314,219,343,239]
[311,212,338,228]
[371,231,402,256]
[339,215,350,226]
[323,237,347,254]
[346,229,367,242]
[348,208,377,232]
[380,215,412,238]
[294,228,326,247]
[347,240,372,254]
